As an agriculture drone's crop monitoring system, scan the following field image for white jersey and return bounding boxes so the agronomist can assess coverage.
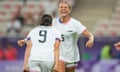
[53,18,86,63]
[27,26,61,62]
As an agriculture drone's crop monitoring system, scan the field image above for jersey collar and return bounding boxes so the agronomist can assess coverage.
[58,17,71,24]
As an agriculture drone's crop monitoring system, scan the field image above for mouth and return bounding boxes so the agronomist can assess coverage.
[60,10,67,14]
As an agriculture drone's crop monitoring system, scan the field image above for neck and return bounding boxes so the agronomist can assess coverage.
[60,16,70,23]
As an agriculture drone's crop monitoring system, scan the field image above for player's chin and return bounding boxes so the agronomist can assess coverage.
[54,70,58,72]
[23,70,29,72]
[60,13,67,17]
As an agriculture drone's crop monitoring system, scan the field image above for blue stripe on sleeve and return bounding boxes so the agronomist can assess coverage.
[56,38,61,41]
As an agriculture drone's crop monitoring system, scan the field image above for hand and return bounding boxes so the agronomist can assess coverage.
[114,42,120,50]
[17,40,25,47]
[53,64,59,72]
[86,39,94,48]
[23,66,29,72]
[23,69,29,72]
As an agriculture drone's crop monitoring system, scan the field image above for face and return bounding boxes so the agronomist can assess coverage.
[58,2,71,17]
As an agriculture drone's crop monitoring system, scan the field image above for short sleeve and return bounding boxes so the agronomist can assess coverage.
[52,18,57,27]
[24,29,35,41]
[54,29,62,41]
[76,21,87,34]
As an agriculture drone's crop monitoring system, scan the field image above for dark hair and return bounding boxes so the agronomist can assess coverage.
[40,14,52,26]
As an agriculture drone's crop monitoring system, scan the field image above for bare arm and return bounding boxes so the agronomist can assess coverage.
[17,39,26,47]
[17,38,29,47]
[23,40,32,71]
[54,39,61,71]
[82,30,94,48]
[114,42,120,50]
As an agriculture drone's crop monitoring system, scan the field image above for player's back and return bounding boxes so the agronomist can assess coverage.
[28,26,61,61]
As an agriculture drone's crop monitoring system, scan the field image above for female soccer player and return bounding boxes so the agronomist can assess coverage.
[22,14,61,72]
[18,1,94,72]
[52,1,94,72]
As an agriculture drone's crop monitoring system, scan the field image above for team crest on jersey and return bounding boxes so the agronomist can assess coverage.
[67,30,73,32]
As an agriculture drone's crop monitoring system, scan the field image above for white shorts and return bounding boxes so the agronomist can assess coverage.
[66,62,77,68]
[28,60,54,72]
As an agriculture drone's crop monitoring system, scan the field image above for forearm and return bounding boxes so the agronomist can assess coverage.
[82,30,94,48]
[54,40,60,65]
[88,33,94,41]
[54,47,59,65]
[83,30,94,41]
[23,41,32,67]
[24,48,30,66]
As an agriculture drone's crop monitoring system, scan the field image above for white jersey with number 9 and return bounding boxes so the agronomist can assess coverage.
[26,26,61,62]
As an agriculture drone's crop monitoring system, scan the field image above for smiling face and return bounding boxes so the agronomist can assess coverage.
[58,2,71,17]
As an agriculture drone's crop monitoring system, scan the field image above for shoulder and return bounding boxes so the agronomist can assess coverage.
[70,18,82,25]
[52,18,60,26]
[70,18,86,30]
[53,18,59,23]
[53,18,57,21]
[53,17,59,20]
[52,27,59,31]
[52,27,61,34]
[30,26,40,32]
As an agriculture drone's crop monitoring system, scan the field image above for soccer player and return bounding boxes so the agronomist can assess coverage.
[52,1,94,72]
[18,1,94,72]
[22,14,61,72]
[114,42,120,50]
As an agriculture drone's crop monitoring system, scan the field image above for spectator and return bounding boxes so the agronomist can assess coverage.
[4,43,17,61]
[50,0,59,17]
[0,43,4,60]
[23,0,27,6]
[0,30,4,37]
[25,12,35,26]
[15,7,25,26]
[43,0,58,17]
[6,16,22,37]
[99,43,118,72]
[100,44,114,59]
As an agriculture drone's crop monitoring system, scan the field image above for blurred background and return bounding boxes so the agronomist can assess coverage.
[0,0,120,72]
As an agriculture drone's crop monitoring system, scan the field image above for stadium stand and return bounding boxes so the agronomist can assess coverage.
[71,0,120,37]
[0,0,60,37]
